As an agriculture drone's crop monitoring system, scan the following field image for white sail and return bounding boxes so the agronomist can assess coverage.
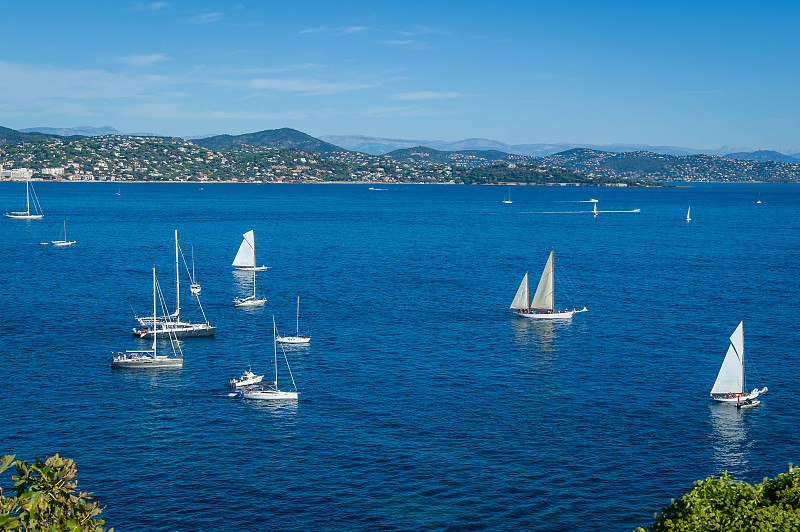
[711,321,745,394]
[530,250,555,311]
[510,272,529,309]
[232,230,256,268]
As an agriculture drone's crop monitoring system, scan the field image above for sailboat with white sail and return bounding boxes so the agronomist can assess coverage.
[510,249,587,319]
[52,221,76,246]
[710,321,767,406]
[232,230,269,271]
[686,207,691,222]
[276,296,311,344]
[133,230,215,338]
[112,268,184,368]
[241,317,299,400]
[503,187,513,204]
[3,176,43,219]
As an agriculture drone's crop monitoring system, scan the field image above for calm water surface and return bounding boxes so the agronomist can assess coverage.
[1,182,798,531]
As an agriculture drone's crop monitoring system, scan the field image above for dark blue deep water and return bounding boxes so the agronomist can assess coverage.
[1,182,798,531]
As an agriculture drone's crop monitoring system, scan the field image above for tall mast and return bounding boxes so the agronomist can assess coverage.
[741,323,746,393]
[273,317,278,386]
[550,249,555,312]
[152,268,157,356]
[25,178,30,215]
[296,296,300,335]
[174,230,180,320]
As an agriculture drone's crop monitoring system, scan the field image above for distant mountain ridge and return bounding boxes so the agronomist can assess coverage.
[191,128,344,153]
[321,134,730,158]
[725,150,800,164]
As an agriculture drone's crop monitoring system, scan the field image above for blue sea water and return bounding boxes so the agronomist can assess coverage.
[0,181,798,531]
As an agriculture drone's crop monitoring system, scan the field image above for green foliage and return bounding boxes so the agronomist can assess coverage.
[0,454,111,531]
[636,466,800,532]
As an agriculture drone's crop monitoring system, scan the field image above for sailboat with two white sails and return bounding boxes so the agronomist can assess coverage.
[710,321,767,406]
[510,249,587,319]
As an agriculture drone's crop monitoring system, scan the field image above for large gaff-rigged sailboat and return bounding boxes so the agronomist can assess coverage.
[232,230,269,271]
[510,249,587,319]
[3,176,44,219]
[133,230,215,338]
[710,321,767,405]
[112,268,184,369]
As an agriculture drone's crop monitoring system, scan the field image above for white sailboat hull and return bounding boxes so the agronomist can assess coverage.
[711,387,767,404]
[242,389,298,400]
[4,212,43,219]
[234,265,270,271]
[514,307,587,319]
[111,352,183,368]
[52,240,76,247]
[133,323,216,338]
[234,296,266,307]
[276,335,310,344]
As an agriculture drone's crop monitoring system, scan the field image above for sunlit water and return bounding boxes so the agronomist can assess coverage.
[1,182,798,531]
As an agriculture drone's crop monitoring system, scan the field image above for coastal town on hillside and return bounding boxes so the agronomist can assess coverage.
[2,131,800,184]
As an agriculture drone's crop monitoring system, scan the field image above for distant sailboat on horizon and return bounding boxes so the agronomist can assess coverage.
[503,187,513,204]
[757,192,762,204]
[686,206,691,222]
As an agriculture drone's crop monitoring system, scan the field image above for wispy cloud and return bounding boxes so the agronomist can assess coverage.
[131,2,168,12]
[361,106,454,118]
[390,91,462,101]
[395,25,451,37]
[189,11,224,24]
[251,77,377,95]
[299,25,370,36]
[117,53,169,67]
[381,40,415,46]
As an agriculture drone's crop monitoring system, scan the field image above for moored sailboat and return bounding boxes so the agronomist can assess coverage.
[241,317,299,400]
[510,249,587,319]
[4,176,43,219]
[276,296,311,344]
[133,230,215,338]
[52,221,76,246]
[710,321,767,405]
[112,268,184,368]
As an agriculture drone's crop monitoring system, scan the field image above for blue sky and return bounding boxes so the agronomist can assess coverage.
[2,1,798,152]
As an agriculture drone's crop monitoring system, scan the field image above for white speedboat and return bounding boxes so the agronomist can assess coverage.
[228,368,264,388]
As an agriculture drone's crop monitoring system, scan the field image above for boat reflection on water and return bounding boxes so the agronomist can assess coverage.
[511,318,556,367]
[709,403,752,475]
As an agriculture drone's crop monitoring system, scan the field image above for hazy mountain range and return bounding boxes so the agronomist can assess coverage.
[15,125,800,164]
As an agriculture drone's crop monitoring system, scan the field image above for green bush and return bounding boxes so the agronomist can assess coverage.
[636,466,800,531]
[0,454,111,531]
